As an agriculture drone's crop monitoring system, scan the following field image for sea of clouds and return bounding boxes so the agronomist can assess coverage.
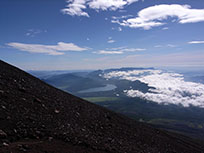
[103,69,204,108]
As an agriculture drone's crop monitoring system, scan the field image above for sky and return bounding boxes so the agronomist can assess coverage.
[1,0,204,70]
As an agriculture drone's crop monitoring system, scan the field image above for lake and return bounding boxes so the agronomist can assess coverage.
[78,84,117,93]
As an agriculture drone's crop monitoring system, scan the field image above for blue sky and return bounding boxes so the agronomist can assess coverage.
[1,0,204,70]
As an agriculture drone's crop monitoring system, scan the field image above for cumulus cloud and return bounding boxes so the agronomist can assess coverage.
[104,69,204,108]
[7,42,88,55]
[112,4,204,29]
[61,0,89,17]
[61,0,139,17]
[89,0,127,10]
[188,41,204,44]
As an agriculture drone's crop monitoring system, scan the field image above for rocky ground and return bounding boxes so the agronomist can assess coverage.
[0,60,204,153]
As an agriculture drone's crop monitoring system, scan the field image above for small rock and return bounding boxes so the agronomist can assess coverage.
[0,90,4,94]
[107,137,112,142]
[21,98,26,101]
[54,109,60,114]
[34,98,41,103]
[36,130,41,135]
[2,142,9,147]
[0,129,7,138]
[41,124,45,128]
[1,105,6,109]
[13,129,17,133]
[76,112,80,116]
[19,87,26,92]
[18,144,29,152]
[48,137,53,141]
[84,134,89,138]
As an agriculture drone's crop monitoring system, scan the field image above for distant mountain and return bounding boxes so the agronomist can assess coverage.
[44,73,104,92]
[1,60,204,153]
[104,67,154,73]
[28,70,92,79]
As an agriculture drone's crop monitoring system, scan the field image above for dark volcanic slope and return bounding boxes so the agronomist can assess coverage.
[0,60,203,153]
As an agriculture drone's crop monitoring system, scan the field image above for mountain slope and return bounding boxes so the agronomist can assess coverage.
[0,60,203,153]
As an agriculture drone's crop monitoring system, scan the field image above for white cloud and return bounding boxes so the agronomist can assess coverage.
[104,69,162,79]
[61,0,89,17]
[61,0,139,17]
[112,4,204,30]
[188,41,204,44]
[154,45,162,48]
[112,15,133,20]
[89,0,127,10]
[111,26,123,31]
[108,39,116,43]
[111,19,121,24]
[106,46,126,50]
[107,37,116,43]
[122,48,146,51]
[104,69,204,108]
[154,44,176,48]
[7,42,88,55]
[118,27,122,31]
[25,29,47,37]
[118,9,127,13]
[97,50,123,54]
[95,46,145,54]
[126,0,138,4]
[167,44,176,48]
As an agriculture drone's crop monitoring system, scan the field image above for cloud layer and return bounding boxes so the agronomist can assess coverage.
[112,4,204,29]
[61,0,139,17]
[104,69,204,108]
[7,42,87,55]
